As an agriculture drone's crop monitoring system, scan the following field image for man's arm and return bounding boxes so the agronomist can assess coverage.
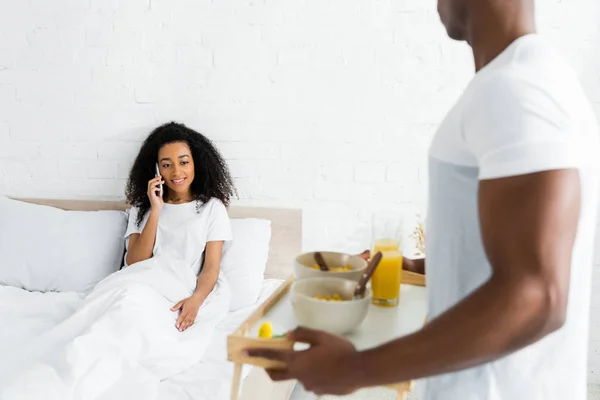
[355,169,580,386]
[357,250,425,274]
[404,257,425,274]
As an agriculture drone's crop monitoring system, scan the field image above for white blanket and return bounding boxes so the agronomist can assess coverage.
[0,256,231,400]
[0,279,283,400]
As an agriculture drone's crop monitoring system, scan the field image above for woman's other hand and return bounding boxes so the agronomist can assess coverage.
[171,295,203,331]
[147,176,164,212]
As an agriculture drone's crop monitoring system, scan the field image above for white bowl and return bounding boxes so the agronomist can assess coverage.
[294,251,368,282]
[291,277,371,335]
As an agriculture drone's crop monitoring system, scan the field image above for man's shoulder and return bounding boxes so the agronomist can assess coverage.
[466,60,584,123]
[470,38,579,105]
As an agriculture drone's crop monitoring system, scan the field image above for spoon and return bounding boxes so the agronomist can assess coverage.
[314,252,329,271]
[353,251,383,299]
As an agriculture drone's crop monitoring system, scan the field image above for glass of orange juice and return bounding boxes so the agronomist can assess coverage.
[371,211,404,307]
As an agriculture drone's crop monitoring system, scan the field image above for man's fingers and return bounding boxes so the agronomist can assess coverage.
[286,326,324,345]
[246,348,293,363]
[265,368,294,382]
[357,250,370,261]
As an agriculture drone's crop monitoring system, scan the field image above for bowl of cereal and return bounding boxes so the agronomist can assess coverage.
[291,277,371,335]
[294,251,368,281]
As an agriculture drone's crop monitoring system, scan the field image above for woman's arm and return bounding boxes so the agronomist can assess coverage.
[192,240,224,303]
[126,176,164,266]
[171,240,225,331]
[126,210,160,266]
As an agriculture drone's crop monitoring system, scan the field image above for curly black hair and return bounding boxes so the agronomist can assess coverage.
[125,122,236,226]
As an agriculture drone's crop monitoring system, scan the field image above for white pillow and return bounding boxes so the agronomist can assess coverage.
[221,218,271,311]
[0,197,128,293]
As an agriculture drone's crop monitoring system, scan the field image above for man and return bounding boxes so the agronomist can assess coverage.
[248,0,600,399]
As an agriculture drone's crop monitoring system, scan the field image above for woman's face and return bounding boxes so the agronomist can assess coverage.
[157,141,195,196]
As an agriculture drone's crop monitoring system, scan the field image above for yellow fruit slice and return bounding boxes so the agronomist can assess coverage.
[258,321,273,339]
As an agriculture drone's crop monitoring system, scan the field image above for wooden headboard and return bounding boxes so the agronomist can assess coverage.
[16,198,302,280]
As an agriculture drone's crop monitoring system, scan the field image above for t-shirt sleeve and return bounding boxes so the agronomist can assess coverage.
[124,207,144,239]
[207,199,232,242]
[463,70,581,180]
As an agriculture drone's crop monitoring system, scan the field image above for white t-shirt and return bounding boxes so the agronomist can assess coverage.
[426,34,600,400]
[124,198,232,276]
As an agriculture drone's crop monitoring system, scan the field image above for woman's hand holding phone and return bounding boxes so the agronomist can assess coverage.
[148,169,164,212]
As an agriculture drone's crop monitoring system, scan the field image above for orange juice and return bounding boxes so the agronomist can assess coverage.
[371,239,402,307]
[374,239,400,252]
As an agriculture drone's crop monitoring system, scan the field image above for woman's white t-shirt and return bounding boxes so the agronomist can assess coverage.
[124,198,232,276]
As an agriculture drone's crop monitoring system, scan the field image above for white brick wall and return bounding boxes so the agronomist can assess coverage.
[0,0,599,383]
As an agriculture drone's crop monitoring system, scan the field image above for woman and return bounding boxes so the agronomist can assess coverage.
[0,122,237,399]
[124,121,236,332]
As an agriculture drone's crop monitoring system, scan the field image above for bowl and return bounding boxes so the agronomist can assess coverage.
[291,277,371,335]
[294,251,368,281]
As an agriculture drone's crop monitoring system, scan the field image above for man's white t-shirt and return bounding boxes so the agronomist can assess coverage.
[124,198,232,276]
[426,34,600,400]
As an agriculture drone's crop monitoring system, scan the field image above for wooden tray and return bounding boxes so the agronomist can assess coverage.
[403,270,426,286]
[227,276,295,400]
[227,272,426,400]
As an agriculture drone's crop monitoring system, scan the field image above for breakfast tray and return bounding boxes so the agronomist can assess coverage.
[227,272,426,400]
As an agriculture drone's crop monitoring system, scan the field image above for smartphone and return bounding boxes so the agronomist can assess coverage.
[155,163,163,197]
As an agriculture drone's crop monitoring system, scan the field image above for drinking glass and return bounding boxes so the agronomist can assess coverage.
[371,211,404,307]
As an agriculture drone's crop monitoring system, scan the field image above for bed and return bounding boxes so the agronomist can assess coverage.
[0,198,301,400]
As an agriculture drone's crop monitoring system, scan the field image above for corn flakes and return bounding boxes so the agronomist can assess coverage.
[311,264,352,272]
[313,293,345,301]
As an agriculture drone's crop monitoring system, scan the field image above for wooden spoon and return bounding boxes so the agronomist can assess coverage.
[353,251,383,299]
[314,252,329,271]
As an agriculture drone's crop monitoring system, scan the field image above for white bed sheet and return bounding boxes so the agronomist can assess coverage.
[0,278,283,400]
